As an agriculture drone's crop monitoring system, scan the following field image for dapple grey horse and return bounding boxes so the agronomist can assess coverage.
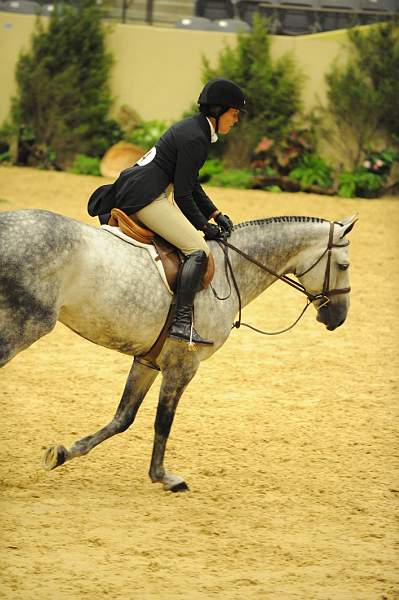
[0,209,357,492]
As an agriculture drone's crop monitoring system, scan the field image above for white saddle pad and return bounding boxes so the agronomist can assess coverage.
[101,224,173,294]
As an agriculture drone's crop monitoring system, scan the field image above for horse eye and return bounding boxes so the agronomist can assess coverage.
[338,263,349,271]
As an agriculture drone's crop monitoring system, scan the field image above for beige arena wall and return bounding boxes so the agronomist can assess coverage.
[0,12,352,126]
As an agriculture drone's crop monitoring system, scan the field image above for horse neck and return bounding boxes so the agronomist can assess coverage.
[227,218,329,307]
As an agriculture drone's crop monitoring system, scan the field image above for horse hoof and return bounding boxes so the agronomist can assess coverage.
[170,481,190,493]
[42,445,68,471]
[159,473,189,492]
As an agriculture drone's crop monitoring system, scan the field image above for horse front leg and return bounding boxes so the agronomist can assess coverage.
[43,358,158,470]
[149,358,199,492]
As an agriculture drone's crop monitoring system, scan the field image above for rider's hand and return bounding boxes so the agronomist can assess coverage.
[215,213,234,235]
[202,223,223,240]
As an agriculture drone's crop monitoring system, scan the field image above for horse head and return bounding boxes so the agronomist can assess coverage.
[295,215,358,331]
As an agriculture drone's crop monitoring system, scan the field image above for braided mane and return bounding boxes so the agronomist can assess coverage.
[234,216,327,230]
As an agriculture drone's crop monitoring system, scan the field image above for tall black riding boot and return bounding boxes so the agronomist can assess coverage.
[168,250,214,346]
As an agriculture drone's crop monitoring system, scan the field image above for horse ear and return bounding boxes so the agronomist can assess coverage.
[337,214,359,239]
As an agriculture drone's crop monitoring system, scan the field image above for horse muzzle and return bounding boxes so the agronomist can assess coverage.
[316,303,347,330]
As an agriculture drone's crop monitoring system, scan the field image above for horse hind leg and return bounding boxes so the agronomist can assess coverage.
[42,358,158,471]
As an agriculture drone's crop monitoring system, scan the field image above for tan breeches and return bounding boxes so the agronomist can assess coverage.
[136,193,210,256]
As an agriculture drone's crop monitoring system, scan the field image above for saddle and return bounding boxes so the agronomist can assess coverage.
[108,208,215,292]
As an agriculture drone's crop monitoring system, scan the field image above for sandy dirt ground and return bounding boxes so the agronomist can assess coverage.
[0,166,398,600]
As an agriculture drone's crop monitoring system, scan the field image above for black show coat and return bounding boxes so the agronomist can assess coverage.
[88,113,218,229]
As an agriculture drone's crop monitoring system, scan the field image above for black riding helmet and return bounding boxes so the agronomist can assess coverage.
[198,78,247,133]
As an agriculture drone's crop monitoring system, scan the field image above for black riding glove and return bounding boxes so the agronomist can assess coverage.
[202,223,223,240]
[215,213,234,235]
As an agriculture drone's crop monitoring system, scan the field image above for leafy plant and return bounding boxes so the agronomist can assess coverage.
[198,158,224,183]
[337,172,358,198]
[8,0,121,168]
[199,159,253,188]
[0,149,11,163]
[0,120,16,162]
[124,120,169,151]
[207,168,253,189]
[338,170,383,198]
[252,130,314,176]
[337,145,397,197]
[362,148,398,178]
[71,154,101,176]
[289,154,334,189]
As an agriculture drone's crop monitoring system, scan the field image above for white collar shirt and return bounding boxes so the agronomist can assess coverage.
[206,117,218,143]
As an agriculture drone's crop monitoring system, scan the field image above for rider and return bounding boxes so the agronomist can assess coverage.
[88,78,247,346]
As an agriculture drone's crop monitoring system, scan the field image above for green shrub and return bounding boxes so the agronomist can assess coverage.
[207,168,253,189]
[338,170,383,198]
[0,139,11,163]
[325,22,399,168]
[125,120,169,151]
[265,185,282,193]
[199,159,224,183]
[0,121,15,162]
[71,154,101,176]
[8,0,121,168]
[289,154,334,189]
[201,15,303,167]
[199,159,253,188]
[349,24,399,142]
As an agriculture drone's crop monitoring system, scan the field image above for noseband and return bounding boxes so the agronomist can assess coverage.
[215,220,351,335]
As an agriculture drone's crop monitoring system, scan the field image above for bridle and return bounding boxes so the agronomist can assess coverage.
[213,221,351,335]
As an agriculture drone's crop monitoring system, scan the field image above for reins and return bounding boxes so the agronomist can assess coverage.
[211,221,350,336]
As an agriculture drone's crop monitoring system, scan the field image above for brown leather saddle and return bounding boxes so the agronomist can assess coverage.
[108,208,214,292]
